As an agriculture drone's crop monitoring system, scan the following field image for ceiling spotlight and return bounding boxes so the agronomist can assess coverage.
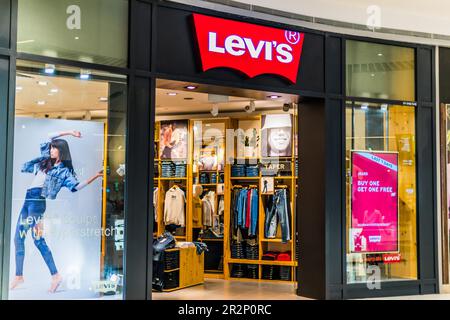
[99,97,108,102]
[16,86,23,91]
[283,103,291,112]
[268,95,281,99]
[245,100,256,113]
[37,81,48,86]
[211,104,219,117]
[37,100,46,106]
[50,88,58,93]
[80,69,91,80]
[185,85,198,90]
[167,92,178,96]
[44,64,55,74]
[377,53,383,57]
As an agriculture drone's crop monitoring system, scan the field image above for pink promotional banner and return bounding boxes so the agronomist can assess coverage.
[351,151,399,253]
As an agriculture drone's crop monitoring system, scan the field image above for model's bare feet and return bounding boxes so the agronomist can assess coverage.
[48,274,62,293]
[10,276,24,290]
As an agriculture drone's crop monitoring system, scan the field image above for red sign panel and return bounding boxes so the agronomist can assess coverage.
[351,151,399,254]
[382,253,402,264]
[193,13,305,83]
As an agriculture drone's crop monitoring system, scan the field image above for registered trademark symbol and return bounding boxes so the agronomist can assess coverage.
[285,30,301,45]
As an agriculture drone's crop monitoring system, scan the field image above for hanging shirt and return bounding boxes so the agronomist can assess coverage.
[164,186,185,227]
[153,187,159,221]
[202,197,213,227]
[192,196,203,228]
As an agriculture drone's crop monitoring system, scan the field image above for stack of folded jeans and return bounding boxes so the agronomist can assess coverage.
[277,252,291,281]
[161,162,175,178]
[295,160,299,177]
[219,173,224,183]
[174,163,186,177]
[245,165,259,177]
[231,241,245,259]
[246,264,258,279]
[210,173,217,183]
[200,172,209,184]
[245,240,259,260]
[163,250,180,270]
[261,253,277,280]
[231,264,245,278]
[163,270,179,289]
[231,165,246,177]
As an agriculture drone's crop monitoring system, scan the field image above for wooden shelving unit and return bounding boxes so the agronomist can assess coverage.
[153,112,298,283]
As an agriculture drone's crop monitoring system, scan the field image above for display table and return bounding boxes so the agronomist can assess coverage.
[161,246,204,292]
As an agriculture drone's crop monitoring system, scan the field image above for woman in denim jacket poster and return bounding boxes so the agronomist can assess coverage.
[9,130,103,294]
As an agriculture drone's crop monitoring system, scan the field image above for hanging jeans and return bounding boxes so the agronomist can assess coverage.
[264,189,291,243]
[14,187,58,276]
[249,189,259,236]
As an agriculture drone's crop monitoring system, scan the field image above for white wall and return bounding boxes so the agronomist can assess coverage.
[230,0,450,36]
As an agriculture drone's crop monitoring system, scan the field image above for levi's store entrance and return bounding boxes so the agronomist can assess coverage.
[151,79,308,299]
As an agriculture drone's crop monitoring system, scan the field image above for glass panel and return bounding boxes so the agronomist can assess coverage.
[346,41,415,101]
[9,60,127,299]
[17,0,128,67]
[346,102,417,283]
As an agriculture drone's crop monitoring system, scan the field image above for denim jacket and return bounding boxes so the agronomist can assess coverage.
[21,140,80,200]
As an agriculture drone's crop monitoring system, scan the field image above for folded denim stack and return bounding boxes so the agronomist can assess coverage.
[231,241,245,259]
[277,252,291,281]
[231,264,245,278]
[245,240,259,260]
[261,253,277,280]
[245,165,259,177]
[231,164,246,177]
[163,270,179,289]
[161,162,175,178]
[246,264,258,279]
[219,173,225,183]
[210,173,217,183]
[163,250,180,270]
[174,163,186,177]
[200,172,209,184]
[295,160,299,177]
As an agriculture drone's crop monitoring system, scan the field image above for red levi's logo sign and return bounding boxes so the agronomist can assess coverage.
[193,14,305,83]
[382,253,401,263]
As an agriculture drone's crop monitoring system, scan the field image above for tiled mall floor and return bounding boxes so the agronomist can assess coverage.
[153,279,450,300]
[152,278,309,300]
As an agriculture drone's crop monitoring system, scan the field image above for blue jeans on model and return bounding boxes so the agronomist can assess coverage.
[14,187,58,276]
[264,189,291,243]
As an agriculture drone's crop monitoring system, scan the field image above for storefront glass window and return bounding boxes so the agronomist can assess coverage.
[8,60,127,299]
[346,41,415,101]
[345,102,417,283]
[17,0,128,67]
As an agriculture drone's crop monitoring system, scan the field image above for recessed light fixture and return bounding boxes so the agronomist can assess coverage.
[185,85,197,90]
[16,86,23,91]
[80,69,91,80]
[37,100,46,106]
[167,92,178,96]
[37,81,48,86]
[268,95,281,99]
[99,97,108,102]
[377,53,383,56]
[50,88,58,93]
[75,36,80,40]
[44,64,55,74]
[371,73,375,77]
